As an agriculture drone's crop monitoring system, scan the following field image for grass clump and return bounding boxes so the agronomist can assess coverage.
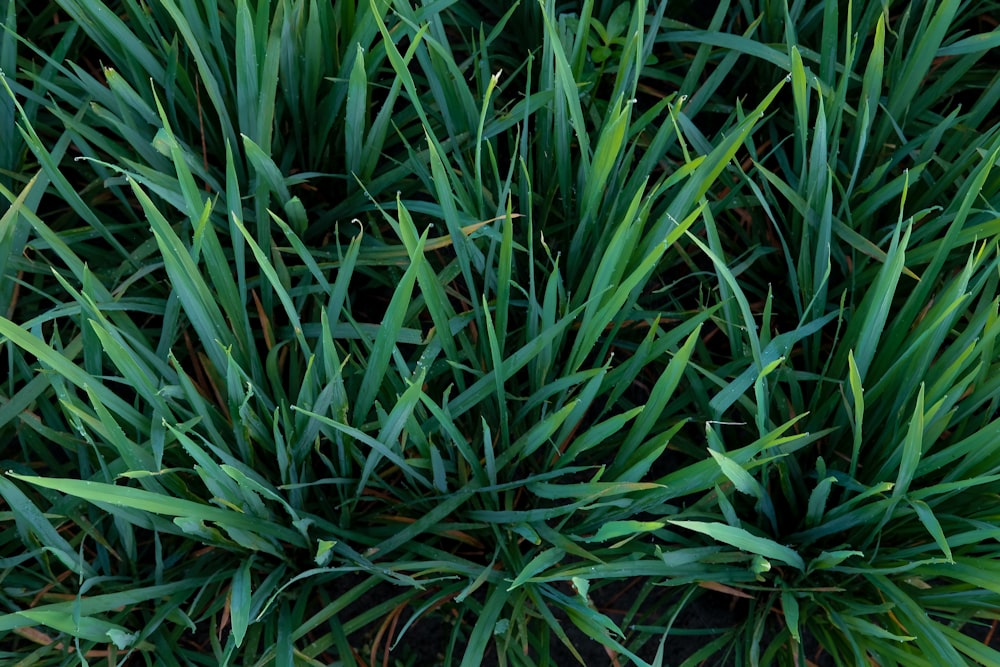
[2,0,1000,665]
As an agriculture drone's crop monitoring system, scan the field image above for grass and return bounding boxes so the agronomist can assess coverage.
[1,0,1000,665]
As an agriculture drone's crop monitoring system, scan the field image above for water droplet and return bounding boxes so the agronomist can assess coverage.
[785,74,792,82]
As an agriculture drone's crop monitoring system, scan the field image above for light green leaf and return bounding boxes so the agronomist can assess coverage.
[583,520,665,543]
[668,520,804,570]
[230,557,253,647]
[507,548,565,590]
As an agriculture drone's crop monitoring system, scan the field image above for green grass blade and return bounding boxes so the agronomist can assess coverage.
[668,520,805,570]
[6,472,304,547]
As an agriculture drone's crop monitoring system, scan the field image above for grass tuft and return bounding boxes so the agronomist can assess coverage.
[2,0,1000,665]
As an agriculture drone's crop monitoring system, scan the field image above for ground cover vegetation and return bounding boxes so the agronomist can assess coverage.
[2,0,1000,664]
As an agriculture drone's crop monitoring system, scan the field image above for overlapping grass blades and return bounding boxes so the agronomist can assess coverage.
[2,0,1000,665]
